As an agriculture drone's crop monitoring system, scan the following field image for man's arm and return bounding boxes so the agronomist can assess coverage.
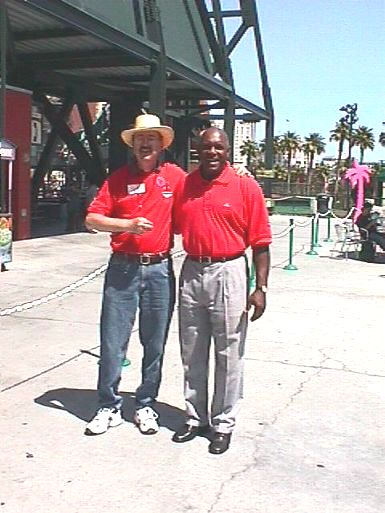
[85,212,153,235]
[247,246,270,322]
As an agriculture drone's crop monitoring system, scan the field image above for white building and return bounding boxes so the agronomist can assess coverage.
[211,119,258,164]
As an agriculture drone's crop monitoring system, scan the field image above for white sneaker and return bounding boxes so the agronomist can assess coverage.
[134,406,159,435]
[85,407,123,435]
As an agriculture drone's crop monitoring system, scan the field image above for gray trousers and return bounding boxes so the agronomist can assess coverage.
[178,256,248,433]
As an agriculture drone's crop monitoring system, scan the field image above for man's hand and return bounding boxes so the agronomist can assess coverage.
[234,164,252,178]
[128,217,153,235]
[247,290,266,321]
[85,213,153,234]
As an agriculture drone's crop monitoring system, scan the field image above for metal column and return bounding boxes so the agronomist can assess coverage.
[0,3,7,212]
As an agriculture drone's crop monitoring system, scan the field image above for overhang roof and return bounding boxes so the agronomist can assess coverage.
[4,0,269,120]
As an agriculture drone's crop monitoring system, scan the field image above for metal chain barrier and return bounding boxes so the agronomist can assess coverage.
[272,224,294,238]
[1,208,360,317]
[0,249,187,317]
[0,264,108,317]
[329,206,357,220]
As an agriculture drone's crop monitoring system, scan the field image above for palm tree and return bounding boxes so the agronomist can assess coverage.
[379,132,385,147]
[329,120,349,197]
[260,136,283,165]
[352,126,375,163]
[314,163,331,193]
[280,131,302,192]
[239,139,259,174]
[303,133,326,193]
[330,120,349,164]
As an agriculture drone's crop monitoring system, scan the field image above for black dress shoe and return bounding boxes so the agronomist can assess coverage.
[172,424,210,443]
[208,432,232,454]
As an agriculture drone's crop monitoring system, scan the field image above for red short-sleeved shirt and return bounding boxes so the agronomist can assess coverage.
[174,163,272,257]
[88,162,185,254]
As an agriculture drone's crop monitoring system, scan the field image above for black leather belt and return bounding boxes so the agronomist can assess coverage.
[113,252,170,265]
[188,253,245,264]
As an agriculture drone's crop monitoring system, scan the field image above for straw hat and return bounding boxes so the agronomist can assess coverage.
[121,114,174,149]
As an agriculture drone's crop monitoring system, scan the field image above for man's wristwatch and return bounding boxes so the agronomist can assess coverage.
[256,285,268,293]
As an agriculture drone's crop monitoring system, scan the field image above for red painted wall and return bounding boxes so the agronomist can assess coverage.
[5,87,32,240]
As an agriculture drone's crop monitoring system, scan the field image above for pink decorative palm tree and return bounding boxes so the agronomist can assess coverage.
[344,159,372,222]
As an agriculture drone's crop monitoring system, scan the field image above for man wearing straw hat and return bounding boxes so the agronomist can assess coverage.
[84,113,185,436]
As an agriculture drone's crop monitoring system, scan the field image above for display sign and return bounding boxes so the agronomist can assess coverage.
[0,214,12,264]
[0,139,17,161]
[31,113,42,145]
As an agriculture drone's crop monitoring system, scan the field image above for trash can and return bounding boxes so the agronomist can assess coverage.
[316,194,331,215]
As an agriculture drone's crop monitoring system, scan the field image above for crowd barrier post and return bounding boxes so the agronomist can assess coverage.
[324,212,333,242]
[306,215,318,255]
[314,215,322,247]
[283,218,298,271]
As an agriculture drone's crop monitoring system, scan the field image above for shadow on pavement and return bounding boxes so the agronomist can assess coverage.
[322,252,385,264]
[34,388,185,430]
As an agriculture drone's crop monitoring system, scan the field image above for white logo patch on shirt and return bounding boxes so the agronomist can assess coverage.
[127,183,146,195]
[223,203,231,207]
[162,191,173,199]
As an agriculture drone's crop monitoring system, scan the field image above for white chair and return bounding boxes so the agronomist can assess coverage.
[330,222,366,259]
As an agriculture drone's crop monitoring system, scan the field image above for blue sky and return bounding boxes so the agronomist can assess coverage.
[224,0,385,161]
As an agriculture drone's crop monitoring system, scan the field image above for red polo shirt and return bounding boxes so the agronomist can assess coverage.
[88,162,185,254]
[174,163,271,257]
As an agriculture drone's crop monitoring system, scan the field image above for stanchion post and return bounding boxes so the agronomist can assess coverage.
[284,218,298,271]
[314,215,322,247]
[306,215,318,255]
[249,260,256,290]
[323,212,333,242]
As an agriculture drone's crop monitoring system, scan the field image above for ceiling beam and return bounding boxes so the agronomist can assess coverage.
[17,50,142,70]
[22,0,159,62]
[13,27,81,41]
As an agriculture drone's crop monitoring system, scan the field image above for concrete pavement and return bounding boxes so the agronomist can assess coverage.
[1,215,385,513]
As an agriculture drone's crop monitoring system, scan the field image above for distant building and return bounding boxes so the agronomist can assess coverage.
[275,149,323,169]
[211,119,258,164]
[321,156,338,167]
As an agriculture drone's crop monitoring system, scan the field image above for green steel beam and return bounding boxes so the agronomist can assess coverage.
[13,27,81,41]
[226,23,247,56]
[194,0,228,82]
[0,2,7,212]
[23,0,159,62]
[18,50,142,70]
[31,94,75,201]
[145,0,166,118]
[166,58,232,98]
[37,93,98,183]
[77,102,106,184]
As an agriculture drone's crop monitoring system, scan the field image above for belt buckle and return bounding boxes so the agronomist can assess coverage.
[139,255,152,265]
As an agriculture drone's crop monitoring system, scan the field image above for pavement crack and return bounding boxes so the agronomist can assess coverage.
[244,357,385,379]
[270,358,327,426]
[207,349,368,513]
[206,447,261,513]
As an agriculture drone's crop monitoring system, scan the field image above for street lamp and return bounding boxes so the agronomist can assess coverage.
[339,103,358,209]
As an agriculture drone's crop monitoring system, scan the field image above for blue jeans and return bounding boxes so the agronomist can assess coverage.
[97,253,175,410]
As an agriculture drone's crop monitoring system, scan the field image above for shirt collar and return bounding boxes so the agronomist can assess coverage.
[129,160,161,176]
[196,162,232,185]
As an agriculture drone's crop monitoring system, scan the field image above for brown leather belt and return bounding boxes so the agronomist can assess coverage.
[113,252,170,265]
[188,253,245,264]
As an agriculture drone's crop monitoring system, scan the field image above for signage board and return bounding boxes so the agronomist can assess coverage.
[0,139,17,161]
[0,214,12,264]
[31,113,42,145]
